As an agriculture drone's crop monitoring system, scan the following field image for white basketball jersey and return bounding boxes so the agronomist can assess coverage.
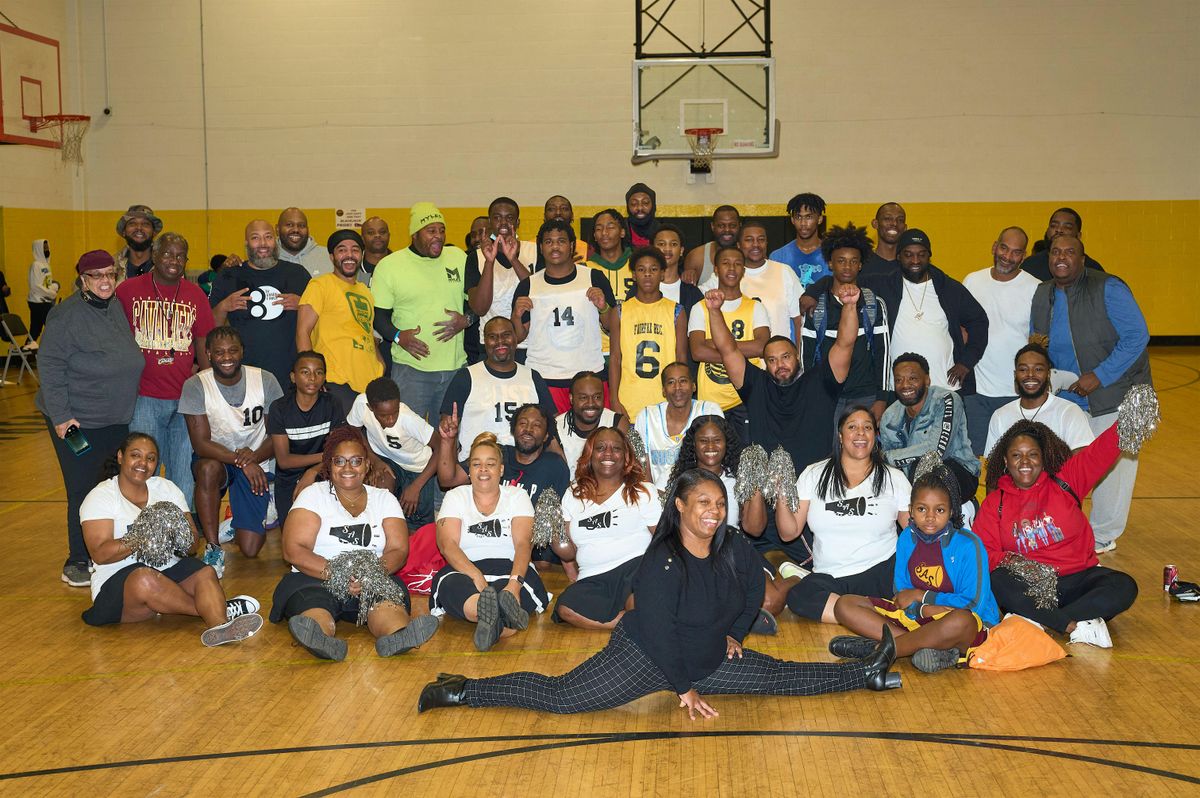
[458,362,540,455]
[556,408,617,479]
[635,400,724,491]
[199,367,269,453]
[479,239,539,347]
[525,266,604,380]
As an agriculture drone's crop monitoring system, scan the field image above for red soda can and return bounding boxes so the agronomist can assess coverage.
[1164,564,1179,592]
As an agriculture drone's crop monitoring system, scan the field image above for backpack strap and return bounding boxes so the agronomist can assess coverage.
[811,293,829,366]
[997,475,1082,518]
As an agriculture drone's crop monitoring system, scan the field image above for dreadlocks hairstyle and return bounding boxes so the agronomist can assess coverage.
[820,222,874,264]
[508,402,553,438]
[984,420,1073,492]
[1013,342,1052,367]
[318,425,371,483]
[786,192,826,217]
[572,427,649,505]
[911,457,965,529]
[666,415,743,488]
[589,209,626,250]
[816,405,891,501]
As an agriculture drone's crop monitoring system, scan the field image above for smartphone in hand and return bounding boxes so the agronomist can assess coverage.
[64,425,91,456]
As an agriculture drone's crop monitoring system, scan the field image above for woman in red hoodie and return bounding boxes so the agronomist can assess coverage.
[975,420,1138,649]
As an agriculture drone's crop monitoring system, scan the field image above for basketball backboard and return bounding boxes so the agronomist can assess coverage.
[0,23,62,148]
[632,57,777,164]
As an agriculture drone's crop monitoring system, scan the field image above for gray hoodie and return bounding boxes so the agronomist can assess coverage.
[276,236,331,278]
[28,239,59,303]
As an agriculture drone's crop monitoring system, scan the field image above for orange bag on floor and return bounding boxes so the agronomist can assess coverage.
[966,615,1066,671]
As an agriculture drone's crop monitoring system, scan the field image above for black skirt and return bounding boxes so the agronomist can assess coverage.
[82,557,207,627]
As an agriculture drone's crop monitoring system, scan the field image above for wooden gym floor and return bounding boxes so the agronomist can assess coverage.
[1,349,1198,796]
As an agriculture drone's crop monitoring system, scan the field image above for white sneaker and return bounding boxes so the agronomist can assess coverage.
[1069,618,1113,648]
[1094,540,1117,554]
[225,595,261,621]
[1004,612,1045,631]
[778,561,811,581]
[218,517,235,544]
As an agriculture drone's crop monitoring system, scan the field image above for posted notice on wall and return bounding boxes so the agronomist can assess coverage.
[335,208,366,229]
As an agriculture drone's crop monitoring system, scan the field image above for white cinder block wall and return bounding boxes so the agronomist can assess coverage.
[2,0,1197,212]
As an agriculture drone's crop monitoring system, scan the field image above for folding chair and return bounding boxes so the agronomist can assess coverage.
[0,313,38,386]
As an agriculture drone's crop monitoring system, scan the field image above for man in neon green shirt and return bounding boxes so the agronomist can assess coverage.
[372,202,475,425]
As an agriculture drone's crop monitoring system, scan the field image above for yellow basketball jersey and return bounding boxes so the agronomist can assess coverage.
[618,296,680,419]
[696,297,762,410]
[590,257,634,355]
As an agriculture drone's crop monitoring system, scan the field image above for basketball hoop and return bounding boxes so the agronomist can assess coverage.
[684,127,723,173]
[29,114,91,164]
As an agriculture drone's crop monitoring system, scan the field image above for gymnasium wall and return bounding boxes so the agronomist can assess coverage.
[1,0,1197,332]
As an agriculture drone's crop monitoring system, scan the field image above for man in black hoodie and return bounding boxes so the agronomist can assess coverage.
[624,183,658,249]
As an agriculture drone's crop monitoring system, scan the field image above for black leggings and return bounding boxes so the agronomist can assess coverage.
[28,301,52,341]
[990,564,1138,634]
[44,417,128,566]
[463,619,867,714]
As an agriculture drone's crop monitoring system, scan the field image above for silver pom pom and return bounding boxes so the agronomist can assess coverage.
[912,450,945,482]
[997,552,1059,610]
[324,550,409,626]
[1117,383,1160,454]
[626,427,648,463]
[123,501,193,567]
[734,444,769,505]
[532,487,566,548]
[765,446,799,511]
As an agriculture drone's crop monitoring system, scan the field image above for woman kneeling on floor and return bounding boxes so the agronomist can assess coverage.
[418,468,900,718]
[775,406,912,626]
[80,432,263,646]
[552,427,659,629]
[833,458,999,673]
[272,425,438,661]
[431,432,549,651]
[973,420,1139,648]
[666,415,786,633]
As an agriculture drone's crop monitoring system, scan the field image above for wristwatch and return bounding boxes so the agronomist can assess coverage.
[508,574,526,585]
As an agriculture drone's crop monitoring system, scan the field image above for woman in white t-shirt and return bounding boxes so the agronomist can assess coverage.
[552,427,660,629]
[665,415,787,633]
[272,426,439,662]
[432,432,549,652]
[775,406,912,624]
[79,432,263,646]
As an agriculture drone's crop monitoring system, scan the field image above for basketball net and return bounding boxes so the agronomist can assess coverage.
[684,127,722,172]
[30,114,91,165]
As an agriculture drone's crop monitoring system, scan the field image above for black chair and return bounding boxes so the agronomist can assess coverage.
[0,313,38,385]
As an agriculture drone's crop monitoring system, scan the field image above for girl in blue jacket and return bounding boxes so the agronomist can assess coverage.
[830,458,999,673]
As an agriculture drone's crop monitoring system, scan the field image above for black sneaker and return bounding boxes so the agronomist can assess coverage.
[912,647,962,673]
[474,587,502,651]
[61,562,91,587]
[288,615,348,661]
[225,595,260,621]
[751,608,778,635]
[376,615,440,657]
[828,635,876,658]
[497,589,530,631]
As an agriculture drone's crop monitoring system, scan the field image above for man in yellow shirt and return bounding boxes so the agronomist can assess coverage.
[687,246,770,444]
[608,247,688,420]
[296,230,383,413]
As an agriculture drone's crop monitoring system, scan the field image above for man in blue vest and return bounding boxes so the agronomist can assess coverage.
[1030,235,1150,554]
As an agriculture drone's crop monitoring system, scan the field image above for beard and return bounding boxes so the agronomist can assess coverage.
[514,437,543,456]
[250,255,278,270]
[771,371,800,387]
[124,235,152,252]
[1017,379,1049,401]
[898,384,928,407]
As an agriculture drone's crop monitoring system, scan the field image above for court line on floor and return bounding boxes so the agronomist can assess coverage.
[0,487,66,516]
[1,730,1195,787]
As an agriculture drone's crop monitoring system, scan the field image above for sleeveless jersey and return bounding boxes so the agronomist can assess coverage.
[458,361,541,454]
[635,399,724,491]
[479,238,539,347]
[617,296,680,420]
[556,408,617,479]
[590,258,634,355]
[525,266,604,380]
[695,297,763,410]
[199,367,272,470]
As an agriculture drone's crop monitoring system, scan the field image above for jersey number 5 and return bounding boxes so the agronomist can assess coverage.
[635,341,660,378]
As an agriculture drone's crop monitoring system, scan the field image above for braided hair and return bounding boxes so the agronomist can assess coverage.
[317,425,371,483]
[984,420,1073,492]
[665,415,743,488]
[911,454,964,529]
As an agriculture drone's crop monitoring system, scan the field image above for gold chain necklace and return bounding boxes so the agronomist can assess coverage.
[903,279,930,320]
[333,485,367,514]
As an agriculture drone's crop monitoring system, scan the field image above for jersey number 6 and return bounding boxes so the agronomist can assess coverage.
[635,341,660,378]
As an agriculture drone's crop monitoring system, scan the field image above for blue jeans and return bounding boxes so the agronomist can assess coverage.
[389,363,456,426]
[130,395,195,510]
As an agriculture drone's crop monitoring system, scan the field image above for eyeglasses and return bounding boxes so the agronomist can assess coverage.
[332,456,366,468]
[83,270,119,281]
